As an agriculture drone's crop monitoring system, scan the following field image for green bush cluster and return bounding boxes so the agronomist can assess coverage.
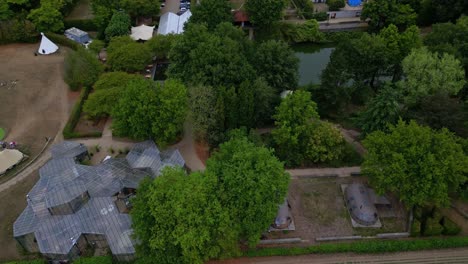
[0,19,37,44]
[64,19,98,31]
[412,206,461,237]
[327,0,345,11]
[280,20,325,43]
[45,32,80,50]
[309,12,328,21]
[63,87,102,139]
[245,237,468,257]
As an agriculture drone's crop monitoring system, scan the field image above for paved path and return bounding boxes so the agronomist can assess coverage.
[288,166,360,178]
[212,248,468,264]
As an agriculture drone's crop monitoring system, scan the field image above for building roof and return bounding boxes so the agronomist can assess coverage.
[14,140,185,257]
[0,149,24,175]
[130,24,155,41]
[233,10,249,22]
[50,141,88,160]
[65,27,88,38]
[157,10,192,35]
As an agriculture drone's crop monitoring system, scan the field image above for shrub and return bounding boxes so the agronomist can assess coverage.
[64,48,103,91]
[64,19,98,31]
[46,32,80,50]
[62,87,104,139]
[244,237,468,257]
[310,12,328,21]
[73,256,113,264]
[411,219,421,236]
[423,218,443,236]
[327,0,345,11]
[280,20,325,43]
[0,19,37,44]
[442,218,461,235]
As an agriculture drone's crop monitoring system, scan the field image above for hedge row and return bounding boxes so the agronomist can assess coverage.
[62,86,102,139]
[4,256,113,264]
[244,237,468,257]
[64,19,98,32]
[45,32,80,50]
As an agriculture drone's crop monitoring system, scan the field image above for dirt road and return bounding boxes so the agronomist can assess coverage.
[213,248,468,263]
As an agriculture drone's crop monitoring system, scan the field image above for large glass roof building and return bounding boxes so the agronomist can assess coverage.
[14,141,185,262]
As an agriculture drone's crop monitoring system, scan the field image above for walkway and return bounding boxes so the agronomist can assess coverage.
[213,248,468,264]
[171,120,206,171]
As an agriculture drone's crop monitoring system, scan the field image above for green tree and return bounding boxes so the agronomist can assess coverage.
[206,130,290,246]
[362,120,468,208]
[108,42,152,72]
[88,39,105,54]
[131,168,237,264]
[145,34,180,59]
[253,40,299,93]
[400,47,466,104]
[361,0,416,32]
[84,72,142,118]
[104,11,131,41]
[107,35,134,53]
[245,0,287,27]
[168,23,254,87]
[189,0,232,30]
[121,0,160,18]
[112,79,187,145]
[355,84,402,135]
[405,93,468,137]
[327,0,345,11]
[27,3,63,33]
[272,90,344,166]
[64,48,103,91]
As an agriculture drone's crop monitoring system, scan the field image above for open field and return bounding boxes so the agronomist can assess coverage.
[0,44,71,171]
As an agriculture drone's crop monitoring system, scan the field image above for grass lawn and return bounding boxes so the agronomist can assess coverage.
[0,127,5,140]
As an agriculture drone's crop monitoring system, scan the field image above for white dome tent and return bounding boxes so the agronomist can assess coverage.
[37,33,59,55]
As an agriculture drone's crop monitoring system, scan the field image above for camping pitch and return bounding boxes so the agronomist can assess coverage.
[38,33,59,55]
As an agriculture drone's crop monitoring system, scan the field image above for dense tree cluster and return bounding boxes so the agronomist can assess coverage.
[363,120,468,208]
[104,11,131,41]
[272,90,345,167]
[107,36,152,72]
[189,0,232,30]
[64,48,104,91]
[132,131,289,263]
[245,0,287,27]
[168,23,298,147]
[111,78,187,145]
[361,0,417,32]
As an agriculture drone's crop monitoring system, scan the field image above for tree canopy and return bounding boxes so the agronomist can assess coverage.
[245,0,287,27]
[272,90,345,167]
[145,34,180,60]
[362,120,468,208]
[121,0,160,18]
[400,47,466,104]
[131,132,290,262]
[64,48,103,91]
[105,11,131,41]
[361,0,417,32]
[108,41,152,72]
[111,79,187,145]
[189,0,232,30]
[27,2,64,33]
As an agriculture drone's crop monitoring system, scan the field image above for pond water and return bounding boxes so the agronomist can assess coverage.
[293,44,335,86]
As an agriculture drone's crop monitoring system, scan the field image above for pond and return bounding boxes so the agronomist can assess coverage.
[293,44,335,86]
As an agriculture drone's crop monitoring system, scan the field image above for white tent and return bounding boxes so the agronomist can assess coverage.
[157,10,192,35]
[0,149,24,175]
[38,33,59,55]
[130,24,155,41]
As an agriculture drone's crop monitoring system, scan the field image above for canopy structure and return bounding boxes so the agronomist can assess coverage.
[38,33,59,55]
[130,24,155,41]
[0,149,24,175]
[157,10,192,35]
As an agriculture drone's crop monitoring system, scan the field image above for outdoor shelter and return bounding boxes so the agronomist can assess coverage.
[14,140,185,261]
[65,27,91,44]
[130,24,155,41]
[157,10,192,35]
[0,149,24,175]
[38,33,59,55]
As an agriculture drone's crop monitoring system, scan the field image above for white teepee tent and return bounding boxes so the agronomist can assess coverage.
[38,33,59,55]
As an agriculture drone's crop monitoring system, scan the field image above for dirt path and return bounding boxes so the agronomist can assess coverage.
[287,166,360,178]
[212,248,468,264]
[171,120,206,171]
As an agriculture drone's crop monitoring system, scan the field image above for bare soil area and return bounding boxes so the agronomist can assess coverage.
[265,177,407,243]
[0,170,40,262]
[0,44,71,162]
